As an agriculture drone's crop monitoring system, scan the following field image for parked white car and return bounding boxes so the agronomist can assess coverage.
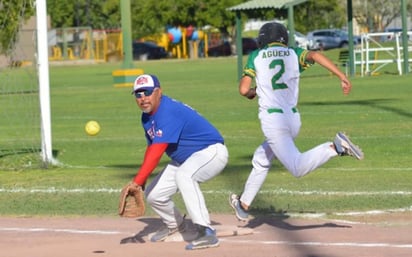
[306,29,361,50]
[294,31,309,49]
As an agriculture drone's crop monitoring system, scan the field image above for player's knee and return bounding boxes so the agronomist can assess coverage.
[145,192,155,205]
[175,170,193,184]
[145,190,165,206]
[288,165,309,178]
[252,157,271,170]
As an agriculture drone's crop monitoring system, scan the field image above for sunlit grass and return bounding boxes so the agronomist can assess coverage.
[0,54,411,217]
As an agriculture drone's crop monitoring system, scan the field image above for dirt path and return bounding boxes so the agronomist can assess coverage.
[1,213,412,257]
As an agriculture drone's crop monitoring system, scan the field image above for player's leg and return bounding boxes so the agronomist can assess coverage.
[176,143,228,250]
[241,141,274,206]
[260,111,336,177]
[270,134,337,177]
[230,141,275,221]
[145,162,186,242]
[176,143,228,224]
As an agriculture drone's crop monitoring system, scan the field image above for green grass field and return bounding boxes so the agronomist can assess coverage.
[0,51,411,218]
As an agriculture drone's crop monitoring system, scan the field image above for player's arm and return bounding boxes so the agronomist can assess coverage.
[306,51,352,95]
[133,143,168,186]
[239,75,256,99]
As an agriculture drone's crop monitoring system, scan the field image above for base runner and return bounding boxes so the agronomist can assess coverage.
[230,22,364,221]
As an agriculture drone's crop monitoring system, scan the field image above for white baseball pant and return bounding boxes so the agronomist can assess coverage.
[145,143,228,229]
[240,108,338,206]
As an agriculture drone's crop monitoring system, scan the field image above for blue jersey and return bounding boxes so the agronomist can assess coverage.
[141,95,224,164]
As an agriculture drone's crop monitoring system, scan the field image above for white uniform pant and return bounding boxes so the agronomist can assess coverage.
[240,109,337,206]
[145,143,228,229]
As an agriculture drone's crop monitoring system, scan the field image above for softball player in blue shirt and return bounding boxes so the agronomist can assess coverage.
[129,74,228,250]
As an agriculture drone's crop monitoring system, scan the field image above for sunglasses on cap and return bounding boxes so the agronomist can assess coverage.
[134,89,155,99]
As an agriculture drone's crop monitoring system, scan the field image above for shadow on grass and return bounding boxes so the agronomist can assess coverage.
[301,98,412,118]
[245,212,351,231]
[119,216,224,244]
[0,149,62,170]
[243,213,351,257]
[0,148,44,170]
[0,148,41,158]
[120,217,161,244]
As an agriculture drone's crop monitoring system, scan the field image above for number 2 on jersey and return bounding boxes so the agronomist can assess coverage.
[270,59,287,90]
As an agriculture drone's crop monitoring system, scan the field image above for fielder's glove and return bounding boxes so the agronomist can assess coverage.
[118,182,145,218]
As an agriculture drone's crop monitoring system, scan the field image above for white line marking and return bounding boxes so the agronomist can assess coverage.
[220,239,412,248]
[0,227,123,235]
[2,187,412,197]
[335,208,412,216]
[248,189,412,196]
[1,188,411,221]
[274,207,412,220]
[3,227,412,250]
[0,188,120,193]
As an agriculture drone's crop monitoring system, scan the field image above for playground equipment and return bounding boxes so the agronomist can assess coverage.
[48,27,95,61]
[141,26,208,59]
[47,26,223,62]
[48,27,124,63]
[95,29,123,62]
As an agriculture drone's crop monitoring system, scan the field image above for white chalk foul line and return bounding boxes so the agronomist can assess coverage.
[0,187,120,193]
[2,187,412,196]
[1,187,411,220]
[0,227,122,235]
[2,227,411,250]
[220,239,412,249]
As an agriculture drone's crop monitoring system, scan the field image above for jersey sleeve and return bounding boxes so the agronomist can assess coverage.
[242,50,259,78]
[133,143,168,186]
[293,47,314,72]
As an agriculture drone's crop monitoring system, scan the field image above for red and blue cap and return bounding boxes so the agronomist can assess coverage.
[132,74,160,93]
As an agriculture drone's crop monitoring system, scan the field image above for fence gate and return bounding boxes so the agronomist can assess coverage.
[355,32,412,76]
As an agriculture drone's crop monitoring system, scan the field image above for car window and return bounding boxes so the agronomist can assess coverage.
[145,42,157,47]
[337,30,345,37]
[314,31,326,36]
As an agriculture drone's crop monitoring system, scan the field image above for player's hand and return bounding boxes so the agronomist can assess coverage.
[341,78,352,95]
[245,87,257,99]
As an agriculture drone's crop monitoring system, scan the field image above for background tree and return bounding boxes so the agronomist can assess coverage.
[294,0,346,34]
[46,0,243,39]
[352,0,412,32]
[11,0,409,56]
[129,0,242,39]
[47,0,120,29]
[0,0,34,55]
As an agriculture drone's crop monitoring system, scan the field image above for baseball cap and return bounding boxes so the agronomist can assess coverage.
[132,74,160,93]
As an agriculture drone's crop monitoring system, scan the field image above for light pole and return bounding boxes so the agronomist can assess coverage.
[112,0,144,88]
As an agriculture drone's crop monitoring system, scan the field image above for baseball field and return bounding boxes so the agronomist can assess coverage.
[1,50,412,256]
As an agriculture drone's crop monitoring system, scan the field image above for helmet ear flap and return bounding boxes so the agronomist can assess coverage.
[256,37,264,48]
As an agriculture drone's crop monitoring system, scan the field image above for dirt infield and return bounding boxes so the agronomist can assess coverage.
[1,212,412,257]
